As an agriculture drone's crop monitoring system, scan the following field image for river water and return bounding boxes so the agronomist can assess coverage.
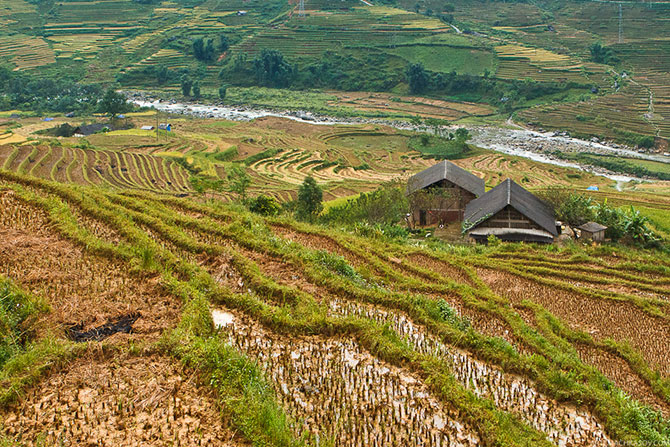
[131,97,669,187]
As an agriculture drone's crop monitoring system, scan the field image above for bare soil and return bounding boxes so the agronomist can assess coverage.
[477,267,670,377]
[0,193,180,341]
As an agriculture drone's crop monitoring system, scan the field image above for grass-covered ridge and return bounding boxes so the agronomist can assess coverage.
[0,170,669,445]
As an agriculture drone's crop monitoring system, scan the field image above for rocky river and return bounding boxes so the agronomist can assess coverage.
[129,94,670,188]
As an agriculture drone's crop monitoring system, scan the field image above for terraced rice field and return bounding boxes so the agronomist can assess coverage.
[493,43,605,85]
[329,92,495,120]
[229,6,450,59]
[0,144,192,193]
[0,171,668,446]
[0,35,56,70]
[517,82,658,140]
[0,115,617,201]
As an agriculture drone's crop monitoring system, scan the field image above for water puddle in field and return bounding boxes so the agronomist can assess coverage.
[211,309,235,328]
[211,308,481,447]
[327,299,613,447]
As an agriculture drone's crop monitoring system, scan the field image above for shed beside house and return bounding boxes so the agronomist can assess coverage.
[141,125,155,130]
[578,222,607,242]
[406,160,485,227]
[464,178,558,244]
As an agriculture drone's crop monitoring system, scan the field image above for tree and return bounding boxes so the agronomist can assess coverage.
[204,39,215,62]
[99,88,128,118]
[192,81,201,99]
[253,49,294,88]
[296,176,323,221]
[156,65,169,85]
[219,85,227,100]
[193,38,205,60]
[194,37,215,62]
[181,76,192,97]
[406,63,429,94]
[454,128,471,143]
[589,43,616,64]
[227,164,251,200]
[219,34,229,52]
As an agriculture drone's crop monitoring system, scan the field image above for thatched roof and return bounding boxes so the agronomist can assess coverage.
[464,178,558,236]
[406,160,485,196]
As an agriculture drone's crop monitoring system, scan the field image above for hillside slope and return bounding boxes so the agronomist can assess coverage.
[1,171,670,446]
[1,0,670,145]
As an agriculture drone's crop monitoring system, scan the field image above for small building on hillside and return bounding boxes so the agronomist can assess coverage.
[406,160,485,227]
[141,125,155,131]
[158,123,172,131]
[73,123,110,136]
[464,178,558,244]
[578,222,607,242]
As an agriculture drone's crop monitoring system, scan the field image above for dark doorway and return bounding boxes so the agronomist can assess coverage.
[419,210,427,226]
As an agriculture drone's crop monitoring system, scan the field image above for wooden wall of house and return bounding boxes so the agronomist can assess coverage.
[410,181,477,226]
[477,205,543,231]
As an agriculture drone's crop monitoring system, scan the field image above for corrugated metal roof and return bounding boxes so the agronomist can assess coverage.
[464,178,558,236]
[578,222,607,232]
[406,160,485,196]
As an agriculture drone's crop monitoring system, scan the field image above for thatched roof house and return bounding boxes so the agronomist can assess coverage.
[464,178,557,244]
[406,160,485,226]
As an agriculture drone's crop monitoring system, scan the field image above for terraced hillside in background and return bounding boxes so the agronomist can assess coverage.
[1,171,669,446]
[2,0,670,143]
[0,114,622,202]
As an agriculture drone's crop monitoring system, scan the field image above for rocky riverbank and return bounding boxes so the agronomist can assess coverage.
[127,91,669,187]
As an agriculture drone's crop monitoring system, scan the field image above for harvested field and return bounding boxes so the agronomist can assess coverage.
[1,171,669,447]
[1,353,244,446]
[0,191,180,341]
[476,267,670,376]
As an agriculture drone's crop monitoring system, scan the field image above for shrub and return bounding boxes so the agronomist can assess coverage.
[437,299,471,331]
[248,195,281,216]
[0,278,42,368]
[322,182,408,226]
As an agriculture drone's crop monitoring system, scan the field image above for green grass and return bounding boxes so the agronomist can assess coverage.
[558,153,670,180]
[408,135,487,160]
[386,45,495,75]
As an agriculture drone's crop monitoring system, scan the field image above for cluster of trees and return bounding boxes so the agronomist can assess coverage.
[253,49,296,88]
[405,62,582,111]
[192,34,230,62]
[409,128,473,160]
[0,70,132,116]
[192,38,216,62]
[589,43,617,65]
[220,49,401,92]
[116,64,194,86]
[322,181,408,227]
[539,189,661,246]
[0,68,103,114]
